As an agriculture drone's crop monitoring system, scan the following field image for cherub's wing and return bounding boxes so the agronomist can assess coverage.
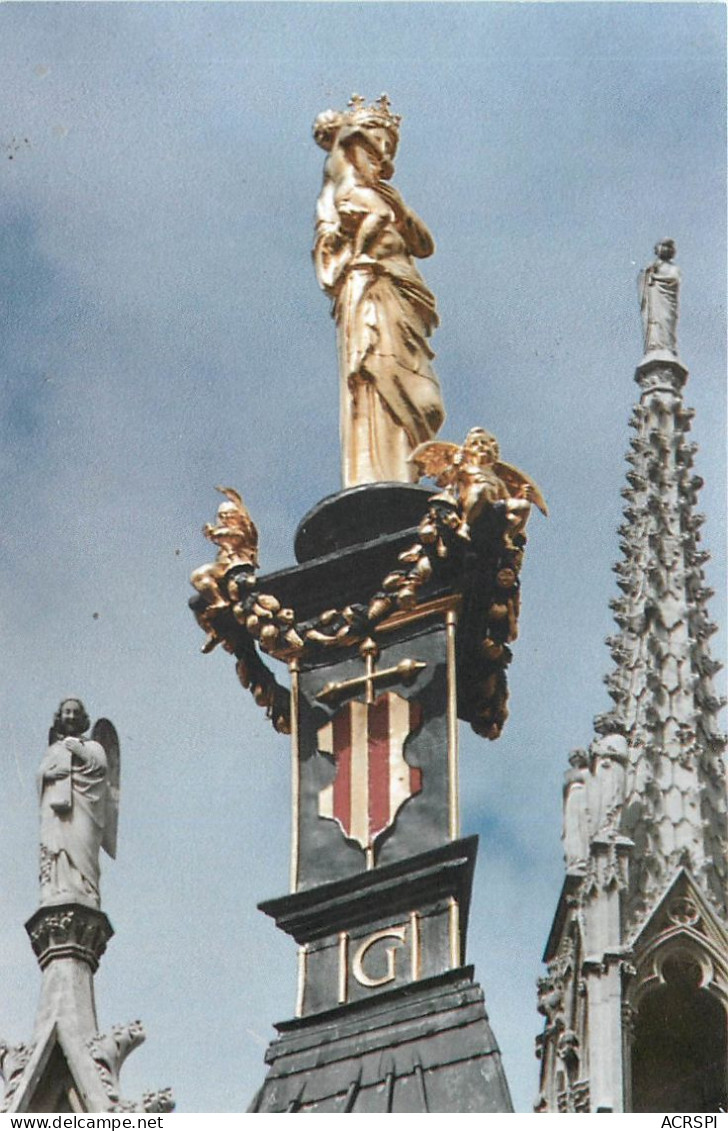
[216,485,244,509]
[216,486,258,537]
[409,441,461,487]
[92,718,120,860]
[494,461,549,516]
[215,486,259,563]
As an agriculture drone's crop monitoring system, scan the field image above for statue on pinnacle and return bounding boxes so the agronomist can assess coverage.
[638,238,681,358]
[3,703,172,1114]
[38,698,119,910]
[313,93,445,487]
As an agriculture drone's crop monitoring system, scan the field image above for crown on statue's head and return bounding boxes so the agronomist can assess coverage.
[346,92,402,132]
[313,92,401,152]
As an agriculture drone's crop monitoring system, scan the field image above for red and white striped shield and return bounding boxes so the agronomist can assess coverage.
[318,693,423,852]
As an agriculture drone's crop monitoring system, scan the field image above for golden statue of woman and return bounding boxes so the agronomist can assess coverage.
[313,94,445,487]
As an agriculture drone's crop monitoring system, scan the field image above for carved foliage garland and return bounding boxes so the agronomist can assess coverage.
[191,494,529,740]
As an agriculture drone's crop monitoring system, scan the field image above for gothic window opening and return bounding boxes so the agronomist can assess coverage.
[631,955,727,1113]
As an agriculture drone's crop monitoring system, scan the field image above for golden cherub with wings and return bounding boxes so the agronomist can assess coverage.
[190,486,259,617]
[410,427,548,539]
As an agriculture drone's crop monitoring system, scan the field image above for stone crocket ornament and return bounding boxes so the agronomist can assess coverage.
[38,698,120,910]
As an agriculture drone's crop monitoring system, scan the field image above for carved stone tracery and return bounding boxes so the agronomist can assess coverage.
[667,896,700,928]
[0,1042,34,1112]
[26,905,114,973]
[536,973,564,1032]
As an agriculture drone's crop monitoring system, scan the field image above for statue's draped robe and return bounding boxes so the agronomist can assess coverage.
[562,765,589,872]
[315,179,444,487]
[638,261,680,356]
[589,753,627,836]
[38,738,108,908]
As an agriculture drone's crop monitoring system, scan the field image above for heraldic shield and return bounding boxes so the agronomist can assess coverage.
[318,692,423,853]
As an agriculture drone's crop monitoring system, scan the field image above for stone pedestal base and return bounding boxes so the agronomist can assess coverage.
[253,839,513,1113]
[26,904,113,973]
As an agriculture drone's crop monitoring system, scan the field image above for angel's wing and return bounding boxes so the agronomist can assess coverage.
[216,485,258,539]
[92,718,120,860]
[409,441,461,487]
[214,486,259,565]
[494,461,549,516]
[216,485,244,509]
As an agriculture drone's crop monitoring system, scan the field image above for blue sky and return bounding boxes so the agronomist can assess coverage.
[0,2,725,1113]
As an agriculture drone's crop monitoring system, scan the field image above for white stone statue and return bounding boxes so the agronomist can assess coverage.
[588,733,628,836]
[562,749,590,872]
[38,699,119,909]
[313,94,444,487]
[638,239,681,357]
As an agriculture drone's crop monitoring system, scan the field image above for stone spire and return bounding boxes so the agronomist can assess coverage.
[536,243,728,1115]
[595,239,727,924]
[0,701,173,1114]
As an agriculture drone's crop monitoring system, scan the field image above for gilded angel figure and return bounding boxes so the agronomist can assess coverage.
[410,427,548,540]
[190,487,258,609]
[190,487,259,652]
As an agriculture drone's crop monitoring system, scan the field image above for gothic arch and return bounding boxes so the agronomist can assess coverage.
[627,939,728,1113]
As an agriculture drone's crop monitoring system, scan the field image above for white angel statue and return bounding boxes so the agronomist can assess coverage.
[38,698,120,909]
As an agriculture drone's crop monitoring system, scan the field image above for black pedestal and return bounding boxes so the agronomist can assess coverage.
[252,840,512,1113]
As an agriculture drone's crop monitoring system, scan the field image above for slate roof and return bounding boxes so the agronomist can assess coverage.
[250,968,513,1114]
